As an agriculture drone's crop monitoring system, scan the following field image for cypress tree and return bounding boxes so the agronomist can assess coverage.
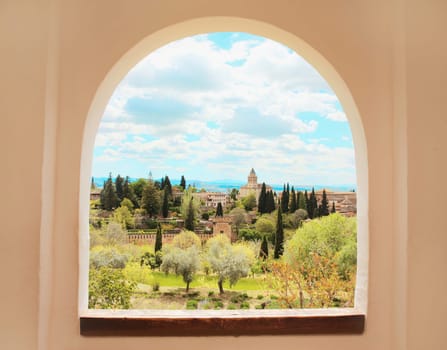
[307,188,318,219]
[164,175,172,198]
[184,197,195,231]
[99,180,105,207]
[311,188,318,217]
[216,202,223,217]
[259,235,269,260]
[281,184,289,213]
[123,176,138,207]
[266,190,275,213]
[155,223,163,253]
[162,188,169,218]
[298,191,306,210]
[180,175,186,191]
[320,189,330,216]
[274,202,284,259]
[258,182,267,214]
[290,186,297,212]
[115,175,124,202]
[331,201,336,213]
[91,177,96,190]
[160,177,165,190]
[102,173,119,211]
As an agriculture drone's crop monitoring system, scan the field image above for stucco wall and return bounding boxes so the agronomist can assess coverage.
[0,0,446,349]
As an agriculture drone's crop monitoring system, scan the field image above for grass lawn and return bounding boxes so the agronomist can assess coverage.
[123,262,269,291]
[123,262,279,310]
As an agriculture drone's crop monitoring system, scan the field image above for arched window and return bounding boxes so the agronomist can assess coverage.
[80,19,368,336]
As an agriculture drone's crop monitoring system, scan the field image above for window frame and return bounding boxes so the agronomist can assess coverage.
[79,17,369,337]
[80,310,365,336]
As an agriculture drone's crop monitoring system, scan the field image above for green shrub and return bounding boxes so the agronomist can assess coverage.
[186,299,198,309]
[257,295,264,300]
[214,300,224,309]
[240,301,250,309]
[90,246,129,269]
[151,280,160,292]
[227,303,237,310]
[89,267,136,309]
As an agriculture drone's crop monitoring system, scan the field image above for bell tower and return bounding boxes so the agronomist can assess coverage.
[248,168,257,188]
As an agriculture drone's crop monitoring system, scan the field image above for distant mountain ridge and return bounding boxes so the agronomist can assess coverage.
[91,177,356,193]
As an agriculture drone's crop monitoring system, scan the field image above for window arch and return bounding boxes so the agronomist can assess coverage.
[79,17,368,335]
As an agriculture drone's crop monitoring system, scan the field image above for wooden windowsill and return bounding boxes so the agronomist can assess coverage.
[80,309,365,336]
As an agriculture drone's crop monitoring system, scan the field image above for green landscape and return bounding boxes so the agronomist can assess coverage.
[89,173,357,310]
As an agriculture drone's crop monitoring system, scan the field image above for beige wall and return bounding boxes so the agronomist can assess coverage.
[1,0,446,349]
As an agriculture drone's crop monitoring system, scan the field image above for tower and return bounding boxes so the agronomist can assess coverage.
[248,168,257,188]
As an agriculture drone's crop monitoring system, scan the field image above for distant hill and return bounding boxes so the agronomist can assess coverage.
[91,176,356,193]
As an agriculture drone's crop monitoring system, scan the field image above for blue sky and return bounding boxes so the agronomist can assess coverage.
[93,32,356,186]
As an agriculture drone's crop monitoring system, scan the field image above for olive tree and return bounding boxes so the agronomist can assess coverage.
[160,230,201,292]
[205,235,251,294]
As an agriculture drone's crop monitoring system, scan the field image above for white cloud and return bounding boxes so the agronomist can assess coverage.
[93,33,355,185]
[327,111,348,122]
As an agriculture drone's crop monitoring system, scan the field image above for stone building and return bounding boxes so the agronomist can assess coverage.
[193,191,230,208]
[239,168,272,203]
[212,216,234,242]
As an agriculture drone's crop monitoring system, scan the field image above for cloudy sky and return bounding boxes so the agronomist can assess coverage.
[93,32,356,186]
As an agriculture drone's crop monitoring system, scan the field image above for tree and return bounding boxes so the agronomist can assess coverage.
[141,180,160,217]
[172,230,201,249]
[297,191,306,210]
[307,188,317,219]
[113,205,135,229]
[255,215,275,242]
[230,207,249,234]
[229,188,239,201]
[101,173,118,211]
[238,228,262,241]
[91,177,96,190]
[130,178,147,204]
[155,223,162,254]
[206,235,251,294]
[161,230,201,291]
[331,201,336,213]
[259,235,269,260]
[291,208,308,228]
[283,213,357,307]
[163,175,172,198]
[281,184,289,213]
[89,267,136,309]
[120,198,134,212]
[161,245,200,292]
[115,174,124,202]
[320,189,330,216]
[161,188,169,218]
[184,197,195,231]
[180,188,199,224]
[242,192,256,211]
[180,175,186,190]
[258,182,267,214]
[90,246,129,269]
[216,202,223,217]
[289,187,297,213]
[140,251,162,270]
[265,190,276,213]
[274,203,284,259]
[123,176,138,207]
[103,222,127,246]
